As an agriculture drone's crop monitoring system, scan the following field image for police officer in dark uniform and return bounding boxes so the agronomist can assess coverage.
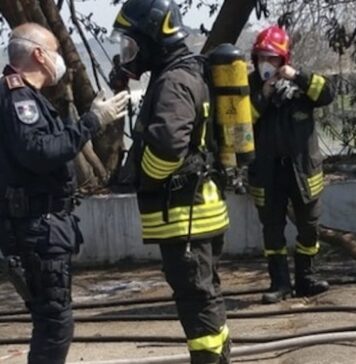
[110,1,231,363]
[248,25,334,304]
[0,23,129,364]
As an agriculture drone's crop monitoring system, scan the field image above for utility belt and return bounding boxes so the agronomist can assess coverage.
[166,151,214,192]
[0,187,77,218]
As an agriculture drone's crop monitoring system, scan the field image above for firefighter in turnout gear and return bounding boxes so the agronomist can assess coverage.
[110,0,231,362]
[248,25,334,304]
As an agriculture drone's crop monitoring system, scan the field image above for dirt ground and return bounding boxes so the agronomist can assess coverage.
[1,245,356,364]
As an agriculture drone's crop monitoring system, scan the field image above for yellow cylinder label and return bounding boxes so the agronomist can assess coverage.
[216,95,252,125]
[211,60,249,87]
[220,123,254,154]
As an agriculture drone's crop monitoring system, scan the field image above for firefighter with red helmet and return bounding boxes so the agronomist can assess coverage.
[109,0,231,362]
[248,25,334,304]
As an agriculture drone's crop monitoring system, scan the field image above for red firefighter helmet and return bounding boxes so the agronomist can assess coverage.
[252,25,290,64]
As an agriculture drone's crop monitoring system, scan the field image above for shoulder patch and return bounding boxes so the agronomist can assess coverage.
[5,74,25,90]
[14,100,39,125]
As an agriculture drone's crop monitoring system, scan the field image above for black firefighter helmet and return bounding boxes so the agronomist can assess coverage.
[112,0,188,46]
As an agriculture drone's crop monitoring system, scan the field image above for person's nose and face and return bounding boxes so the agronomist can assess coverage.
[32,35,66,86]
[257,54,283,81]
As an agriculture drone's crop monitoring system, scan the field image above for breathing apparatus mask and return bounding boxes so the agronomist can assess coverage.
[258,61,278,81]
[110,30,151,80]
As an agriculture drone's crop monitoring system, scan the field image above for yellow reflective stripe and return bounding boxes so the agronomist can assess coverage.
[200,122,207,147]
[264,247,288,257]
[253,197,265,207]
[141,200,227,226]
[202,180,220,203]
[115,12,131,27]
[249,186,265,197]
[142,210,229,239]
[307,172,324,197]
[203,102,210,118]
[249,186,265,206]
[306,74,326,102]
[162,11,179,35]
[141,146,183,180]
[188,325,229,355]
[251,103,260,124]
[307,172,323,185]
[310,181,324,197]
[296,241,320,256]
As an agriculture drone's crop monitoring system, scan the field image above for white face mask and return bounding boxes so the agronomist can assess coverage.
[46,50,67,85]
[258,62,277,81]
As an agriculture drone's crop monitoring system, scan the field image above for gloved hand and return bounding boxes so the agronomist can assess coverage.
[90,89,130,128]
[272,79,299,106]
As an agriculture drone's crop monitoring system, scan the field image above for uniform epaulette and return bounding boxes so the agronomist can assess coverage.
[5,74,25,90]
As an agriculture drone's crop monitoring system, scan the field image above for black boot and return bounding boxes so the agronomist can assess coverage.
[219,337,231,364]
[294,253,329,297]
[262,255,292,304]
[190,350,220,364]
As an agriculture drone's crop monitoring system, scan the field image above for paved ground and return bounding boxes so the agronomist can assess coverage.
[1,245,356,363]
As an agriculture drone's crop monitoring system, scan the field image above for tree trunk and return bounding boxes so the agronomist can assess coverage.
[202,0,255,53]
[0,0,112,191]
[319,225,356,259]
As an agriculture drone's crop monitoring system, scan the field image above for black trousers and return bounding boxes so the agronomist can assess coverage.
[0,212,83,364]
[159,235,227,341]
[257,159,321,253]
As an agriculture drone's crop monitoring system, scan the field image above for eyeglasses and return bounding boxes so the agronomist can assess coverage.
[109,30,139,64]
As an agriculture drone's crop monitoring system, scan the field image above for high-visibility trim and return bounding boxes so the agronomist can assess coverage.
[251,103,260,124]
[306,74,326,102]
[264,247,288,257]
[162,11,179,35]
[296,241,320,256]
[249,186,265,206]
[307,172,323,184]
[307,172,324,197]
[115,12,131,27]
[252,197,265,207]
[200,122,207,148]
[188,325,229,355]
[141,146,183,180]
[202,180,220,203]
[142,210,229,239]
[142,200,227,225]
[203,102,210,118]
[309,181,324,197]
[249,186,265,197]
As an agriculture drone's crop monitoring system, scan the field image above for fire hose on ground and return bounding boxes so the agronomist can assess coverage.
[0,276,354,317]
[2,324,356,345]
[63,332,356,364]
[1,305,356,323]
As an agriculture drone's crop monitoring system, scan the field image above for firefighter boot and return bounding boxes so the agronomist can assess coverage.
[294,253,329,297]
[190,350,220,364]
[262,255,292,304]
[219,337,231,364]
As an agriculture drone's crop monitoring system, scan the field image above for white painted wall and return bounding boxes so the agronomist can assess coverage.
[74,181,356,264]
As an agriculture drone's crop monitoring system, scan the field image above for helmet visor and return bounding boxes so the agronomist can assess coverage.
[109,30,139,64]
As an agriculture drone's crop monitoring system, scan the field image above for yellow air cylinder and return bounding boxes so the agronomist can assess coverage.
[208,43,255,167]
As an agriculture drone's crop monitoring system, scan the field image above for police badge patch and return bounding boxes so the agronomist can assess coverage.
[14,100,39,125]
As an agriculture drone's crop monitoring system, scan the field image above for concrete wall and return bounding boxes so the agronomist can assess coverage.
[74,181,356,264]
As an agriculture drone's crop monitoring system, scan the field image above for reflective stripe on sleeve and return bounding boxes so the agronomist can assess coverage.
[141,146,183,180]
[306,74,326,102]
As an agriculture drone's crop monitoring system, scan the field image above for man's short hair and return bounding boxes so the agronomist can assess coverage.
[8,23,53,67]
